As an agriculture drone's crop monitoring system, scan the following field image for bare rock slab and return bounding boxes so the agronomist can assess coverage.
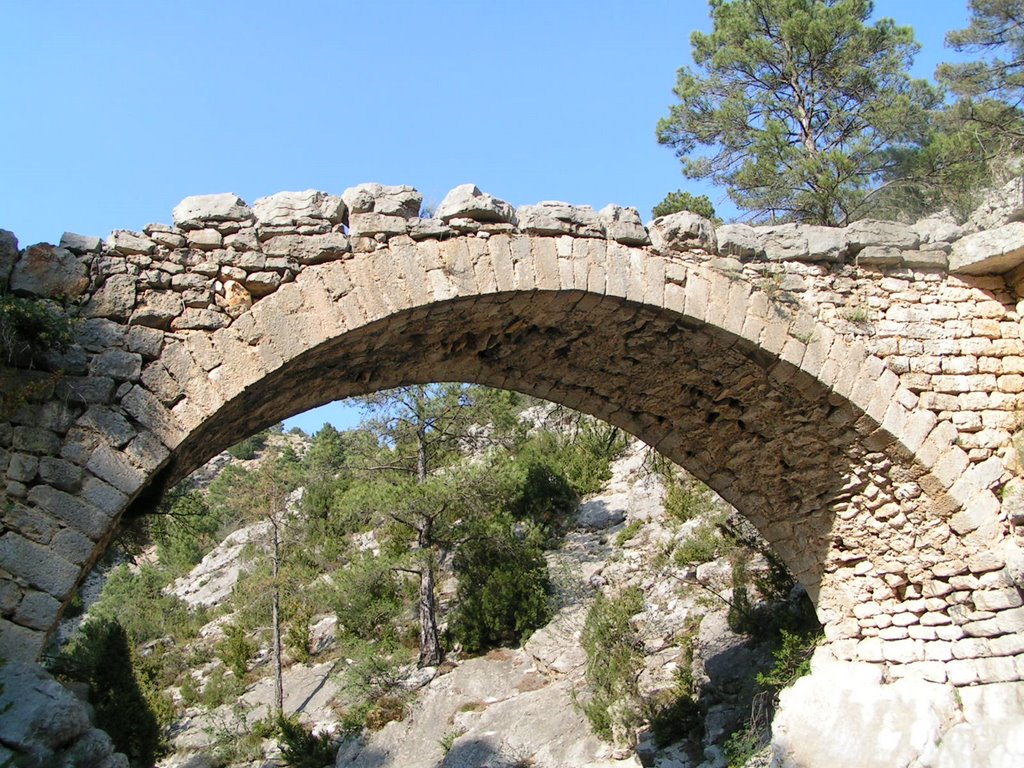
[950,222,1024,275]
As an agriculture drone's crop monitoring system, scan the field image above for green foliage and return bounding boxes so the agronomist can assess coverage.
[579,587,645,741]
[0,293,76,365]
[304,423,348,479]
[673,518,727,566]
[286,611,312,663]
[724,723,768,768]
[450,516,552,654]
[50,619,163,767]
[87,563,204,645]
[656,0,939,225]
[217,624,255,679]
[939,0,1024,108]
[615,519,644,546]
[226,430,268,460]
[652,190,717,220]
[150,489,221,575]
[199,666,244,709]
[663,476,716,525]
[755,628,819,695]
[329,551,405,642]
[277,714,337,768]
[496,451,579,536]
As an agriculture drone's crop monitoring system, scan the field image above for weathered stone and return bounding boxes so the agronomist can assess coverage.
[517,202,605,238]
[755,223,847,262]
[252,189,346,228]
[172,193,252,229]
[11,426,60,455]
[0,532,79,598]
[37,457,83,492]
[6,453,38,483]
[846,219,920,251]
[244,271,283,297]
[9,244,88,298]
[968,175,1024,230]
[186,228,223,251]
[436,184,516,224]
[107,230,155,255]
[148,229,187,248]
[84,274,137,320]
[716,223,761,259]
[126,325,164,359]
[59,232,102,252]
[220,279,253,316]
[50,527,94,565]
[13,590,61,630]
[856,245,903,266]
[130,291,183,329]
[342,183,422,218]
[649,211,716,252]
[55,375,115,405]
[950,221,1024,275]
[261,232,349,264]
[0,228,19,288]
[597,205,649,246]
[171,308,228,331]
[347,213,410,238]
[913,213,963,244]
[89,349,143,381]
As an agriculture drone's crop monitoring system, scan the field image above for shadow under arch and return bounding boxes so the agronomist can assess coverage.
[133,288,913,616]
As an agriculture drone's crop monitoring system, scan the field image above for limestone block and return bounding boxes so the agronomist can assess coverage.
[185,228,222,251]
[59,232,102,252]
[170,308,228,331]
[648,211,716,254]
[597,204,649,246]
[84,274,137,321]
[13,590,61,631]
[348,213,409,238]
[130,290,183,330]
[262,232,350,265]
[846,219,920,251]
[252,189,346,227]
[172,193,252,229]
[517,202,605,238]
[9,244,89,299]
[913,212,963,244]
[341,183,422,218]
[716,223,760,259]
[107,230,155,255]
[950,222,1024,275]
[436,184,516,224]
[0,532,79,598]
[968,175,1024,231]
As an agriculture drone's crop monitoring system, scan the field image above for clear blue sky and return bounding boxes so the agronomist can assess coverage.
[1,1,971,434]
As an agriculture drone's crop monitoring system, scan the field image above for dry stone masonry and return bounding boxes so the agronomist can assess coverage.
[2,181,1024,737]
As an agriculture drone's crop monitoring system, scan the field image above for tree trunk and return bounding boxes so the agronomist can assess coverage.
[417,518,442,667]
[271,517,284,716]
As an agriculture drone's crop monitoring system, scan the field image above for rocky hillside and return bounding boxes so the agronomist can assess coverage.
[150,435,813,768]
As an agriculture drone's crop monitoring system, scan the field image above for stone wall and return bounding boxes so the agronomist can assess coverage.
[0,182,1022,699]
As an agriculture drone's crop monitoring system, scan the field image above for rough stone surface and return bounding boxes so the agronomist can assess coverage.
[172,193,252,229]
[950,222,1024,275]
[0,228,19,288]
[252,189,346,227]
[9,244,89,298]
[648,211,716,252]
[435,184,515,224]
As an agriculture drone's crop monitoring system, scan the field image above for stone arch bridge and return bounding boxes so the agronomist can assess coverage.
[2,182,1024,700]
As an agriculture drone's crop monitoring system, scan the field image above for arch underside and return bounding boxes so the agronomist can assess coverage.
[150,290,915,596]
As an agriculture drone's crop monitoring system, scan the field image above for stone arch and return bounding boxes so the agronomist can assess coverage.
[1,190,1020,693]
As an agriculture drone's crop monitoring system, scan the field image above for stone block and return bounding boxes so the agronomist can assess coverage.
[50,527,95,566]
[0,532,78,599]
[950,221,1024,274]
[27,484,110,540]
[0,619,45,662]
[173,193,252,229]
[37,458,82,492]
[13,590,61,630]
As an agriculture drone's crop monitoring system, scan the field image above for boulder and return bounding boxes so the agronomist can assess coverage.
[755,223,847,262]
[342,183,423,218]
[771,651,960,768]
[9,244,89,299]
[107,230,154,255]
[84,274,137,320]
[0,229,19,289]
[912,212,963,244]
[598,205,650,246]
[435,184,516,224]
[648,211,716,253]
[968,175,1024,231]
[172,193,253,230]
[252,189,346,227]
[950,222,1024,275]
[517,201,605,237]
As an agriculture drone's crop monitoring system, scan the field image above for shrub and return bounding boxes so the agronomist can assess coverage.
[673,519,725,566]
[329,551,403,642]
[579,587,645,742]
[277,714,337,768]
[755,628,819,696]
[226,431,268,460]
[0,293,75,365]
[286,612,312,663]
[50,619,163,767]
[150,489,221,575]
[217,624,255,679]
[449,518,552,654]
[663,477,716,524]
[616,519,644,546]
[652,190,717,221]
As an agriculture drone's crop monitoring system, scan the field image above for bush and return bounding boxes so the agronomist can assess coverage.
[0,293,75,365]
[652,190,717,221]
[150,489,221,574]
[755,628,819,696]
[673,518,725,566]
[663,477,716,524]
[449,518,552,654]
[277,714,337,768]
[50,619,163,767]
[217,623,255,679]
[226,431,268,460]
[329,551,404,642]
[579,587,645,742]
